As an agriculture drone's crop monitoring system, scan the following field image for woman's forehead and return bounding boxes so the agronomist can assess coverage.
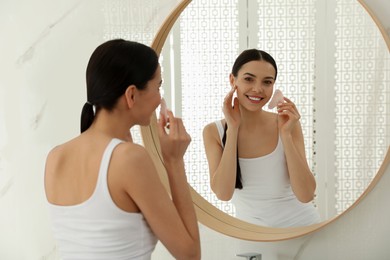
[238,60,276,77]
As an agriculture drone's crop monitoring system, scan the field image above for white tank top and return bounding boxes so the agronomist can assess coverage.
[214,120,321,227]
[46,138,157,260]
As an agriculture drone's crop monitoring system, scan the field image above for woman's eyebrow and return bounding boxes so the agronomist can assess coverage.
[243,72,256,77]
[243,72,275,80]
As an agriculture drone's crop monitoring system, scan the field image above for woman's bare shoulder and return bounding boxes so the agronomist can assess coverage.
[203,119,225,148]
[203,119,224,133]
[45,139,73,165]
[111,142,152,169]
[44,139,80,177]
[46,136,83,159]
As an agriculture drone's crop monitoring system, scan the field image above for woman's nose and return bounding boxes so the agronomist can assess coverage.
[253,83,264,93]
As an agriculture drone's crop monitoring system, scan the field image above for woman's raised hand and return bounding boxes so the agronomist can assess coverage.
[223,85,241,129]
[158,110,191,164]
[277,97,301,135]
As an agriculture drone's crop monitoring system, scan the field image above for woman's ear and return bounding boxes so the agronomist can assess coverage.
[124,85,136,108]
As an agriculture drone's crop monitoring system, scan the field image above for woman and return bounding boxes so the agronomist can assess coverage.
[203,49,320,228]
[44,39,200,259]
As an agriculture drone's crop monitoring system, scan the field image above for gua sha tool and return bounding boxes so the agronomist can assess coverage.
[268,89,284,109]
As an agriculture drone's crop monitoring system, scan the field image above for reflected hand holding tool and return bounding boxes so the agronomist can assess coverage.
[268,89,284,109]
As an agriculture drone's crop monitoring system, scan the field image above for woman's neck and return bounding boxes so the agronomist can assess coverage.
[88,109,134,142]
[239,107,268,127]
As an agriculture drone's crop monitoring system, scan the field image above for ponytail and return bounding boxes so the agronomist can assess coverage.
[222,123,243,189]
[80,102,95,133]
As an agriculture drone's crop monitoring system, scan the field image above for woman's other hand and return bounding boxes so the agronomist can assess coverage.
[277,97,301,136]
[223,85,241,129]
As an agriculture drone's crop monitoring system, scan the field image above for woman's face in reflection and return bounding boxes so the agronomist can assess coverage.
[230,60,276,111]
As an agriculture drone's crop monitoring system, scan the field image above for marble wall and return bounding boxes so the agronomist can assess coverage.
[0,0,389,259]
[0,0,176,258]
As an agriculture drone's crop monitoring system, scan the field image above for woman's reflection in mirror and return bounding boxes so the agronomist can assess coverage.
[203,49,321,228]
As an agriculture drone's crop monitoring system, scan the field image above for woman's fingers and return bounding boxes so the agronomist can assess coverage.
[283,96,292,103]
[158,110,191,162]
[168,115,182,139]
[157,111,167,136]
[158,107,170,127]
[171,117,191,143]
[159,110,190,140]
[277,97,300,120]
[224,85,238,105]
[233,96,239,109]
[281,97,298,112]
[278,107,300,120]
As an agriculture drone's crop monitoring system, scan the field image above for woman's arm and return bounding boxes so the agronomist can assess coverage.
[115,111,200,260]
[157,111,200,259]
[203,86,241,201]
[116,147,200,260]
[277,97,316,203]
[203,123,238,201]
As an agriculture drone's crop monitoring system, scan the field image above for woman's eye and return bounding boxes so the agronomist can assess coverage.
[244,77,253,82]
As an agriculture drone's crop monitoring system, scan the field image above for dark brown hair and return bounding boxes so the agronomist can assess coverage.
[80,39,158,133]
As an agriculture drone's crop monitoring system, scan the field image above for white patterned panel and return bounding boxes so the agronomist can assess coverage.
[256,0,317,206]
[178,0,239,214]
[334,0,390,214]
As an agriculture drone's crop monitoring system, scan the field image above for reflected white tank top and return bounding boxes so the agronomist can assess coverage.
[215,120,321,227]
[47,138,157,260]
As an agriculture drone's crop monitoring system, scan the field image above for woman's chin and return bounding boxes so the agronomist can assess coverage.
[139,121,151,127]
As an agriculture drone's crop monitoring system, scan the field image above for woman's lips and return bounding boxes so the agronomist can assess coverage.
[246,95,264,103]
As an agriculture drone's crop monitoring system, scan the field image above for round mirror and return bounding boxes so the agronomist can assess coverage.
[142,0,390,240]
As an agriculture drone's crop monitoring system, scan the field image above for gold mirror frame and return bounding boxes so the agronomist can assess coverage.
[141,0,390,241]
